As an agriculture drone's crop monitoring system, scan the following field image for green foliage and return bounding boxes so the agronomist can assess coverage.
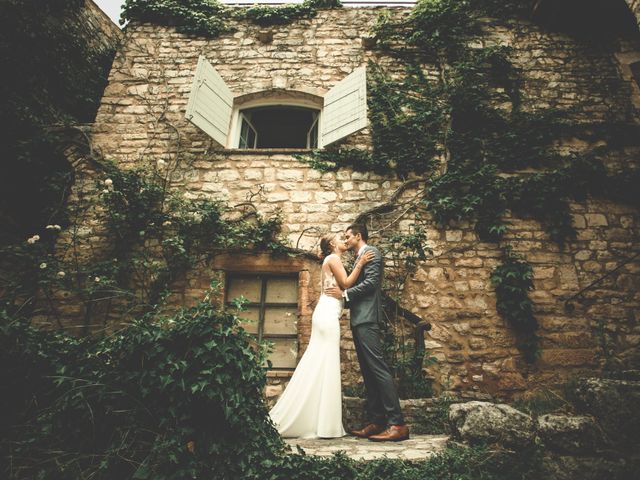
[122,0,342,36]
[405,0,476,59]
[262,443,543,479]
[121,0,231,37]
[413,395,455,434]
[468,0,533,18]
[393,350,436,399]
[242,0,341,27]
[301,0,640,362]
[1,300,544,479]
[0,157,287,331]
[490,251,539,362]
[0,0,115,240]
[1,293,284,479]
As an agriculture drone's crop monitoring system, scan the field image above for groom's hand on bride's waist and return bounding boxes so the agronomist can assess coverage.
[325,286,343,300]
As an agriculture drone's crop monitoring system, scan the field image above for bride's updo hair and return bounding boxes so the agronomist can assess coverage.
[319,233,337,261]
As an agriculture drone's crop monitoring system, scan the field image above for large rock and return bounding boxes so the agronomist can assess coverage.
[572,378,640,448]
[537,414,606,454]
[449,401,535,449]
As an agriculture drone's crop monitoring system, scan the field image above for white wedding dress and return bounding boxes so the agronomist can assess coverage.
[268,254,346,438]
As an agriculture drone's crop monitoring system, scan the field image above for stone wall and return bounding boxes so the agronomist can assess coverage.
[627,0,640,27]
[67,7,640,399]
[83,0,123,60]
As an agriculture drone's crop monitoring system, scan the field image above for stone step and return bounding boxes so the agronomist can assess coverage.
[284,434,450,461]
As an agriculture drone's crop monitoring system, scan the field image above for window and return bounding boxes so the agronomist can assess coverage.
[226,274,298,369]
[186,56,367,149]
[238,113,257,148]
[236,106,319,149]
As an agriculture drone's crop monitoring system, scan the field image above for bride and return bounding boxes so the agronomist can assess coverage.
[268,232,374,438]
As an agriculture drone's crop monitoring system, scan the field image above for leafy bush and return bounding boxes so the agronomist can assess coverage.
[122,0,231,37]
[262,444,543,479]
[122,0,342,35]
[1,292,284,479]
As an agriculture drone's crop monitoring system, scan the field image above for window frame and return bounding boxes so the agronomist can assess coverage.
[238,112,258,148]
[229,98,322,149]
[224,272,299,370]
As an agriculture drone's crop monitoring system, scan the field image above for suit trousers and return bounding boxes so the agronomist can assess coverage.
[352,322,404,426]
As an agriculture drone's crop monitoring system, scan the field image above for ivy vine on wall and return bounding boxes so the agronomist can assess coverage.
[121,0,342,36]
[299,0,639,361]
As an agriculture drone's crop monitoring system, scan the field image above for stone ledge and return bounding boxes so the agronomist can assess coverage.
[284,434,449,461]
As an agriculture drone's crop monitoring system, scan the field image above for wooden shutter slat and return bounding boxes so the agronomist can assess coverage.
[185,56,234,146]
[321,67,367,146]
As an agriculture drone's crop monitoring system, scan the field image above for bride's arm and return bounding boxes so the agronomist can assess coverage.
[327,251,375,289]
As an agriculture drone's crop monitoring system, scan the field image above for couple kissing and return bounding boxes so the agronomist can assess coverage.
[269,223,409,442]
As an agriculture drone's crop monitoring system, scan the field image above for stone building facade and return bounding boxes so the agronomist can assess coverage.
[61,3,640,400]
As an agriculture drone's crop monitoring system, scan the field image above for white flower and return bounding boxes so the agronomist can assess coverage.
[102,189,109,194]
[57,271,66,278]
[94,276,101,282]
[46,224,62,231]
[104,178,113,187]
[27,237,36,244]
[157,159,166,168]
[163,220,172,227]
[39,262,47,269]
[33,235,40,241]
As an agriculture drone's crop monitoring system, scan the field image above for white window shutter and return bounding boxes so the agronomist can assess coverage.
[185,56,234,146]
[321,67,367,147]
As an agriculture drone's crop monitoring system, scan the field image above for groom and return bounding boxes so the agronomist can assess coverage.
[326,223,409,442]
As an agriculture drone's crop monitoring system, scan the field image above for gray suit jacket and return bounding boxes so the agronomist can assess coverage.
[345,245,384,328]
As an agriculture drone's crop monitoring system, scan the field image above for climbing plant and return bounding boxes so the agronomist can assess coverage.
[121,0,342,36]
[0,154,288,333]
[490,250,538,362]
[299,0,640,361]
[0,0,116,241]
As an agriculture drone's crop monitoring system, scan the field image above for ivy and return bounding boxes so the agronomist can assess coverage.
[242,0,341,27]
[0,296,285,479]
[0,155,288,332]
[490,251,539,362]
[0,0,116,240]
[2,298,546,478]
[122,0,342,36]
[300,0,639,361]
[121,0,231,37]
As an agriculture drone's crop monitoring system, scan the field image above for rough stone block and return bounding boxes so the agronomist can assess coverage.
[449,401,535,449]
[537,414,606,454]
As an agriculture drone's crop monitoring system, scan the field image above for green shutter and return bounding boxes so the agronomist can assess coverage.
[321,66,367,147]
[185,56,234,146]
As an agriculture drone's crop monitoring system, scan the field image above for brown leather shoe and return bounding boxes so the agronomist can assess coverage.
[368,424,410,442]
[350,423,386,438]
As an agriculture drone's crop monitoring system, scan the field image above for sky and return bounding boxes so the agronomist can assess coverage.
[93,0,124,26]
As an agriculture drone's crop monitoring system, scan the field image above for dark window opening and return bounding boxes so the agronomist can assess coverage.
[238,106,319,149]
